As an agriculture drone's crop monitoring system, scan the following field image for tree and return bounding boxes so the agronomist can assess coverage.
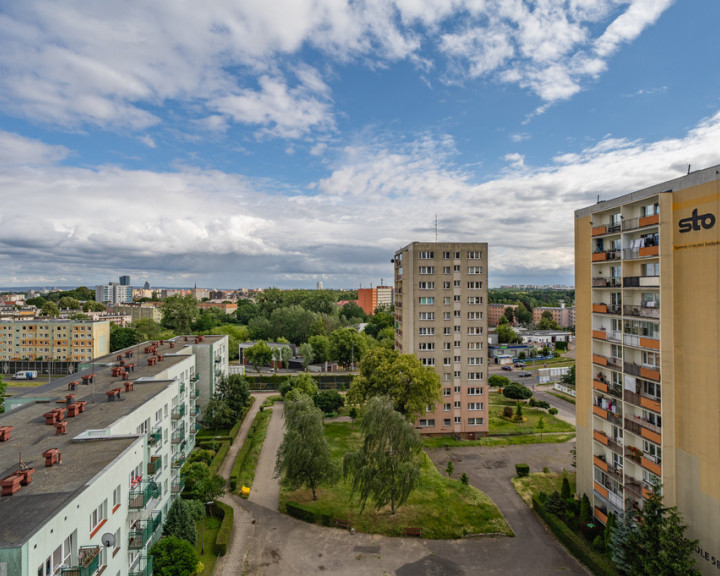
[163,498,197,544]
[611,511,638,575]
[83,300,106,312]
[68,313,91,321]
[446,461,454,478]
[313,390,344,413]
[268,305,318,344]
[215,374,250,418]
[561,476,572,500]
[488,375,511,388]
[514,403,524,422]
[502,383,532,400]
[497,315,509,325]
[161,294,199,334]
[548,407,559,421]
[184,499,206,524]
[40,301,60,317]
[275,394,338,500]
[348,347,441,421]
[538,310,560,330]
[343,397,422,514]
[579,493,592,523]
[561,365,576,388]
[515,302,532,324]
[133,318,164,342]
[149,536,200,576]
[299,342,314,369]
[280,345,293,367]
[57,296,82,310]
[202,398,235,429]
[285,373,318,397]
[363,310,394,339]
[110,325,138,352]
[496,323,522,344]
[329,327,368,368]
[504,306,515,323]
[339,301,366,324]
[308,335,330,363]
[244,341,273,372]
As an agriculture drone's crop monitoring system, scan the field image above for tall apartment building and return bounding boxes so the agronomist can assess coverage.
[575,165,720,575]
[0,335,227,576]
[0,319,110,362]
[96,283,133,305]
[532,303,575,328]
[357,286,394,316]
[393,242,488,439]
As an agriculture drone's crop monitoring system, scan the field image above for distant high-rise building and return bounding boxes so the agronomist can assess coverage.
[143,281,151,289]
[119,275,131,286]
[95,282,133,304]
[575,165,720,575]
[317,281,324,290]
[394,241,488,439]
[358,286,394,315]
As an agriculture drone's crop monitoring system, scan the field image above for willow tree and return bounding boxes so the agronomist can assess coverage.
[343,396,422,514]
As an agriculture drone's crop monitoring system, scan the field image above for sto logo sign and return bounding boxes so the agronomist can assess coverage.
[678,208,716,233]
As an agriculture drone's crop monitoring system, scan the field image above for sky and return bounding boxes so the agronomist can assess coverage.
[1,0,720,290]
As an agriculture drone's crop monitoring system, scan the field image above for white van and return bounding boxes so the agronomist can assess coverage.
[12,371,38,380]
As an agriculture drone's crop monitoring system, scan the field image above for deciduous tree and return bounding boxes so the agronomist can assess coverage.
[329,327,368,368]
[161,294,199,334]
[343,397,422,514]
[163,498,197,544]
[299,342,314,369]
[244,340,273,372]
[149,536,199,576]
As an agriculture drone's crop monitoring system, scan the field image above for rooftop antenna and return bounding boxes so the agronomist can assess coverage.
[687,164,691,175]
[435,215,439,243]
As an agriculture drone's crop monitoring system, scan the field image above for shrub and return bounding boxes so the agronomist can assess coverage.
[502,383,533,400]
[561,476,571,499]
[314,389,345,413]
[592,534,605,551]
[285,502,317,524]
[535,400,551,410]
[214,501,233,556]
[579,493,592,523]
[186,449,215,466]
[528,397,537,407]
[514,403,524,422]
[503,406,514,418]
[210,441,231,473]
[460,472,469,485]
[547,491,565,515]
[515,463,530,477]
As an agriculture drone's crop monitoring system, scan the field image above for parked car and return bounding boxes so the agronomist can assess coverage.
[514,362,524,368]
[501,366,512,371]
[518,371,532,378]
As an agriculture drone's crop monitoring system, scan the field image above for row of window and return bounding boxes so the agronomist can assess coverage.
[439,372,484,380]
[419,294,483,305]
[418,266,484,274]
[442,402,484,410]
[417,251,483,260]
[418,326,484,336]
[419,417,485,427]
[442,386,485,395]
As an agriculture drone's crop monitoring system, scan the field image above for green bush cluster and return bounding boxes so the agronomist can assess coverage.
[245,373,353,390]
[229,399,254,440]
[528,398,551,410]
[209,441,231,473]
[515,463,530,477]
[213,501,233,556]
[284,502,334,527]
[532,495,618,576]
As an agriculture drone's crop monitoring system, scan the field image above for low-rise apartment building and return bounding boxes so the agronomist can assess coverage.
[0,320,111,362]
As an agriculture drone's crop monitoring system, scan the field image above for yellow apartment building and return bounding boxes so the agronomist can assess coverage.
[575,165,720,575]
[0,319,110,362]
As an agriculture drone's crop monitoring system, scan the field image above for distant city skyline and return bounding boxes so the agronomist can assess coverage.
[1,1,718,288]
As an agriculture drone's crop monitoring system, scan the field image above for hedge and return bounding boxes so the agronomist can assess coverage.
[532,495,618,576]
[229,397,255,440]
[214,501,233,556]
[245,373,354,391]
[209,441,231,473]
[515,463,530,477]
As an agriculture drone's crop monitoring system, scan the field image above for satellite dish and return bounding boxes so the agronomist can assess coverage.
[101,533,115,547]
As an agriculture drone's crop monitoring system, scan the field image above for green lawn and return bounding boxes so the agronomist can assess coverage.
[511,471,576,506]
[489,392,575,435]
[195,515,222,576]
[280,422,512,539]
[422,433,575,449]
[233,408,272,494]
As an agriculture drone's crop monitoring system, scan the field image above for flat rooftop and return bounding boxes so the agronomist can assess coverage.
[0,336,219,547]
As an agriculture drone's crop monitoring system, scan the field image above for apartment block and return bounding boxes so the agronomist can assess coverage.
[575,165,720,575]
[96,283,133,305]
[393,242,488,439]
[357,286,394,316]
[0,335,227,576]
[532,304,575,328]
[488,303,518,326]
[0,320,110,362]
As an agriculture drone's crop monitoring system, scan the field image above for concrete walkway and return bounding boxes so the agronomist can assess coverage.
[248,402,284,509]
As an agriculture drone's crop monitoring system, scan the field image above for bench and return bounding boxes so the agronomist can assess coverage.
[403,527,423,538]
[334,520,351,529]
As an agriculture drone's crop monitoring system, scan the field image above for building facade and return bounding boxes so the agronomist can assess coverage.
[393,242,489,439]
[96,283,133,305]
[0,319,110,362]
[532,304,575,328]
[575,165,720,575]
[488,303,518,326]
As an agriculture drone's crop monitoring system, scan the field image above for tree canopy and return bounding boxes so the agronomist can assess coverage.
[348,347,441,421]
[496,323,522,344]
[163,498,197,544]
[161,294,199,334]
[329,327,368,368]
[149,536,200,576]
[244,340,273,372]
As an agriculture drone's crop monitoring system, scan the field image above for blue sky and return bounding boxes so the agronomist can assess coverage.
[1,0,719,290]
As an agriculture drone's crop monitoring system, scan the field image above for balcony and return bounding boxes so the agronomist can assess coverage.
[172,452,186,469]
[593,401,622,424]
[194,388,200,398]
[592,277,622,288]
[623,246,659,260]
[147,455,162,476]
[191,374,199,382]
[61,546,100,576]
[592,303,621,315]
[624,390,661,413]
[171,476,185,494]
[623,213,659,231]
[148,427,162,446]
[171,404,186,419]
[623,333,660,350]
[129,481,161,509]
[623,303,660,320]
[593,354,622,371]
[592,329,607,341]
[592,249,621,262]
[593,507,608,525]
[625,478,643,498]
[641,455,662,476]
[171,426,186,445]
[179,382,185,394]
[593,455,608,472]
[623,275,660,288]
[129,556,153,576]
[624,417,662,444]
[593,429,609,446]
[624,361,660,381]
[129,520,153,550]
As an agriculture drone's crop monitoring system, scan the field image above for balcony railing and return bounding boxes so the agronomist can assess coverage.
[147,455,162,476]
[624,390,661,413]
[623,303,660,319]
[191,374,199,382]
[624,362,660,381]
[171,476,185,494]
[148,427,162,446]
[129,481,161,509]
[592,277,622,288]
[592,249,621,262]
[622,214,659,231]
[129,556,153,576]
[592,303,621,315]
[624,417,662,443]
[623,275,660,288]
[623,245,659,260]
[129,520,153,550]
[61,546,100,576]
[623,333,660,350]
[194,388,200,398]
[179,382,185,394]
[172,453,186,469]
[171,404,186,419]
[641,455,662,476]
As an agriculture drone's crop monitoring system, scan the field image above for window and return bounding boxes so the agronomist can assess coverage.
[419,297,435,305]
[468,402,483,410]
[454,416,461,424]
[418,327,435,335]
[453,280,461,287]
[467,282,483,289]
[421,358,435,366]
[419,419,435,427]
[443,373,450,382]
[37,535,73,576]
[443,403,451,411]
[443,327,451,335]
[419,312,435,320]
[467,387,484,395]
[643,441,662,462]
[454,401,461,408]
[453,355,461,363]
[418,251,434,259]
[467,342,482,350]
[467,357,483,365]
[642,262,660,277]
[453,295,461,302]
[454,325,461,333]
[454,251,461,259]
[468,372,483,380]
[443,312,451,320]
[453,370,461,378]
[443,419,451,426]
[442,266,451,274]
[443,297,451,305]
[453,265,461,272]
[112,485,121,510]
[467,251,482,259]
[443,281,451,289]
[643,410,661,428]
[642,380,661,399]
[467,266,483,274]
[418,281,435,289]
[454,386,461,393]
[443,342,451,350]
[442,251,450,259]
[467,311,482,320]
[454,340,461,348]
[443,357,451,366]
[467,327,482,335]
[642,202,660,217]
[418,266,435,274]
[418,342,435,351]
[443,387,451,396]
[454,310,461,318]
[468,417,484,425]
[90,500,108,532]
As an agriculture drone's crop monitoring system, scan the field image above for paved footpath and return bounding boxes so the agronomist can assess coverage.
[248,402,284,509]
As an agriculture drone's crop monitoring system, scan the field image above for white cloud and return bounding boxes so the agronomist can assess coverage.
[0,131,69,166]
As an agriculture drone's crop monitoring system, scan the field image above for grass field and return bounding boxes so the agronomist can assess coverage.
[488,392,575,435]
[511,471,577,506]
[196,515,222,576]
[280,422,513,539]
